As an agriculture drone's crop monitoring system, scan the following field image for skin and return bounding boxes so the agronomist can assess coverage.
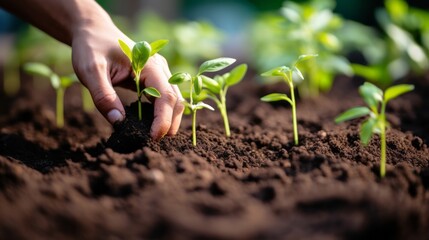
[0,0,184,140]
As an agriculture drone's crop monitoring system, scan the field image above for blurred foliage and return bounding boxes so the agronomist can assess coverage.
[249,0,353,98]
[131,12,224,75]
[348,0,429,89]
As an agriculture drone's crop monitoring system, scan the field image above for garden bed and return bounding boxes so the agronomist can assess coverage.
[1,73,429,240]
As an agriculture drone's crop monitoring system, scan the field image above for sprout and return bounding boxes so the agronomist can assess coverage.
[335,82,414,177]
[202,64,247,137]
[169,58,236,146]
[24,62,77,127]
[261,54,318,145]
[118,39,167,120]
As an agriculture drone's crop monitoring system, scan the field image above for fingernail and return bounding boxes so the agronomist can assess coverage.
[107,109,124,124]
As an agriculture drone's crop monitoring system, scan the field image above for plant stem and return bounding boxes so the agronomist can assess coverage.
[380,101,387,177]
[289,72,298,145]
[135,75,142,121]
[192,109,197,146]
[220,91,230,137]
[56,88,64,128]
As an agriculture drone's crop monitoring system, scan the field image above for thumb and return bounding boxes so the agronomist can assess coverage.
[77,61,125,124]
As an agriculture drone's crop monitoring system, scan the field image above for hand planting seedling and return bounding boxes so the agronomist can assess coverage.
[261,54,318,146]
[118,39,167,120]
[202,64,247,137]
[335,82,414,177]
[24,62,77,128]
[169,57,236,146]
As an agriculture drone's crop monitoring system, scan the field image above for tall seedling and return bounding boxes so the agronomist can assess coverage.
[335,82,414,177]
[118,39,167,120]
[24,63,77,127]
[261,54,318,145]
[202,64,247,137]
[169,58,236,146]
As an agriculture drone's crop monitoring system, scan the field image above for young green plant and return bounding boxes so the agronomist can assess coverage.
[202,64,247,137]
[24,62,77,128]
[169,58,236,146]
[261,54,318,146]
[118,39,167,120]
[335,82,414,177]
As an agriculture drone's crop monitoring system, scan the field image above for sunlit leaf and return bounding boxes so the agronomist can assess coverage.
[384,84,414,103]
[335,107,371,123]
[193,76,203,95]
[360,118,376,145]
[150,39,169,56]
[261,66,290,77]
[293,66,304,80]
[359,82,383,111]
[143,87,161,98]
[118,39,133,61]
[261,93,293,105]
[169,72,192,84]
[201,75,221,94]
[225,64,247,86]
[198,57,236,75]
[132,41,151,74]
[23,62,53,78]
[194,101,214,111]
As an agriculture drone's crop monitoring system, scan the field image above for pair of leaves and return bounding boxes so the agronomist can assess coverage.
[118,39,169,75]
[335,82,414,144]
[202,64,248,94]
[24,62,77,89]
[261,54,318,82]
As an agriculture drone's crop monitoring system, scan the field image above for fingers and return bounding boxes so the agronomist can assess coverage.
[75,58,125,125]
[142,54,184,140]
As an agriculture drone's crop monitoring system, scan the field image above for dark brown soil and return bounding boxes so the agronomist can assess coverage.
[1,72,429,240]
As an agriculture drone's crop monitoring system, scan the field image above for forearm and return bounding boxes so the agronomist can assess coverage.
[0,0,112,46]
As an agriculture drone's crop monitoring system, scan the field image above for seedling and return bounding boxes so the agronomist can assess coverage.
[169,58,236,146]
[335,82,414,177]
[202,64,247,137]
[118,39,167,120]
[261,54,318,146]
[24,62,77,127]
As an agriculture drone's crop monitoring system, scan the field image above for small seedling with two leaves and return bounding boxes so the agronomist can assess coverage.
[24,62,77,128]
[118,39,167,120]
[202,63,247,137]
[260,54,318,146]
[169,58,236,146]
[335,82,414,177]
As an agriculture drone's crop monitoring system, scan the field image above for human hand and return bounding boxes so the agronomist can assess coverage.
[71,14,184,140]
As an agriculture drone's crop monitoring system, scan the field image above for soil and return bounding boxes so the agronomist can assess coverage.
[1,71,429,240]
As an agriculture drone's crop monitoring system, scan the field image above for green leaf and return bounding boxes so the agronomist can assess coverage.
[225,64,247,87]
[23,62,53,78]
[194,102,214,111]
[150,39,169,56]
[295,54,318,66]
[261,66,291,77]
[359,82,383,111]
[169,72,192,84]
[143,87,161,98]
[118,39,133,61]
[50,74,61,89]
[132,41,151,74]
[293,66,304,80]
[193,76,203,95]
[201,75,221,94]
[335,107,371,123]
[60,75,78,89]
[360,118,376,145]
[198,57,236,75]
[261,93,293,105]
[281,7,301,23]
[384,84,414,103]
